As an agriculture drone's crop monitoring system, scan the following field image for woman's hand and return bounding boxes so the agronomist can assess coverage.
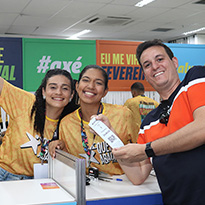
[49,140,65,159]
[94,114,112,128]
[90,114,118,136]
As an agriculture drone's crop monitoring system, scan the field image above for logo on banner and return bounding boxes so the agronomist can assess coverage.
[0,47,16,81]
[101,53,144,80]
[36,55,83,74]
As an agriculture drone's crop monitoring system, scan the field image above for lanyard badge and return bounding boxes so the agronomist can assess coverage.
[39,138,51,164]
[79,103,103,168]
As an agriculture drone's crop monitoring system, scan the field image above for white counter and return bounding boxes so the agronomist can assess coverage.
[0,178,76,205]
[0,174,162,205]
[86,174,162,204]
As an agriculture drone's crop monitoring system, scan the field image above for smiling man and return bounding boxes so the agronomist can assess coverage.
[98,39,205,205]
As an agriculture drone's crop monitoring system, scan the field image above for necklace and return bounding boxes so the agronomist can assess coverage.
[79,103,103,167]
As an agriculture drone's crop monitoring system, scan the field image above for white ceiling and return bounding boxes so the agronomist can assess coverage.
[0,0,205,42]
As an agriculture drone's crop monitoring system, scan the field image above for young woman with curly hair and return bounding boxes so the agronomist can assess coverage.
[0,68,78,181]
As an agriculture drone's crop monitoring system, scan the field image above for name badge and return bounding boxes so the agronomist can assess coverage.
[34,163,48,179]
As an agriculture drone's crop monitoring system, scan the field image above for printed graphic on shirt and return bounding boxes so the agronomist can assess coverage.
[20,132,50,162]
[20,132,41,154]
[80,141,117,167]
[139,101,156,122]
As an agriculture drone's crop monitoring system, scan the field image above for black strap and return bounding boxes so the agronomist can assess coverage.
[51,119,61,141]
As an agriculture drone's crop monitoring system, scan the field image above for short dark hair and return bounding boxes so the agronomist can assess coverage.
[136,39,174,67]
[78,64,108,90]
[131,82,144,93]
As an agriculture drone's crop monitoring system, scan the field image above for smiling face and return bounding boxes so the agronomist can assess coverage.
[42,75,73,111]
[76,68,108,106]
[140,46,180,97]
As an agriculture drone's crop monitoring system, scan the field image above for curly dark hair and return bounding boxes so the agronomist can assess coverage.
[30,69,79,139]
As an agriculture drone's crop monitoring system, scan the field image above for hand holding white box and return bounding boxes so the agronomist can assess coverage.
[89,117,124,149]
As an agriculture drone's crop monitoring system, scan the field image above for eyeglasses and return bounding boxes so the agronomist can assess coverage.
[159,101,170,125]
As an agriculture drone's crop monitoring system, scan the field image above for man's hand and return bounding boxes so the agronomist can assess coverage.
[49,140,65,159]
[112,143,147,163]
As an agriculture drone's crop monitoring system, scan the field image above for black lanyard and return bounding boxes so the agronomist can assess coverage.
[52,119,60,141]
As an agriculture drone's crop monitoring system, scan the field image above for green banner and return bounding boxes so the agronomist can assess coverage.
[23,38,96,91]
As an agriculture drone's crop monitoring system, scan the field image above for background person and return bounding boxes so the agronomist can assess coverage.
[96,39,205,205]
[49,65,138,176]
[124,82,158,127]
[0,69,78,181]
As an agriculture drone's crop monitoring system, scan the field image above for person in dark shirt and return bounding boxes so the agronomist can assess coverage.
[95,39,205,205]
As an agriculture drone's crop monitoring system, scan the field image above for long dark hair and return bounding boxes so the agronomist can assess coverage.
[30,69,79,138]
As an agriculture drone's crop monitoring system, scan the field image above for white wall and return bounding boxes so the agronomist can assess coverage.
[170,34,205,44]
[195,34,205,44]
[102,91,160,105]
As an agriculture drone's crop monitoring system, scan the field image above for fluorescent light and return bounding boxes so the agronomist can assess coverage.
[183,27,205,35]
[135,0,155,7]
[68,29,91,39]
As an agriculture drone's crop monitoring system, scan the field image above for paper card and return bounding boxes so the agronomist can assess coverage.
[89,117,124,148]
[34,163,48,179]
[40,182,60,189]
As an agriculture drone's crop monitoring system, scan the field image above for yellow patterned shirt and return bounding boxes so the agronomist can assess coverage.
[0,80,57,176]
[124,95,159,128]
[59,103,138,175]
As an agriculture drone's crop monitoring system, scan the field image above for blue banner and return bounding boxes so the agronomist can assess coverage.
[166,43,205,81]
[0,37,23,88]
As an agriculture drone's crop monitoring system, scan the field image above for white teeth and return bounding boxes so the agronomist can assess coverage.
[154,71,164,77]
[85,92,94,96]
[53,98,63,101]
